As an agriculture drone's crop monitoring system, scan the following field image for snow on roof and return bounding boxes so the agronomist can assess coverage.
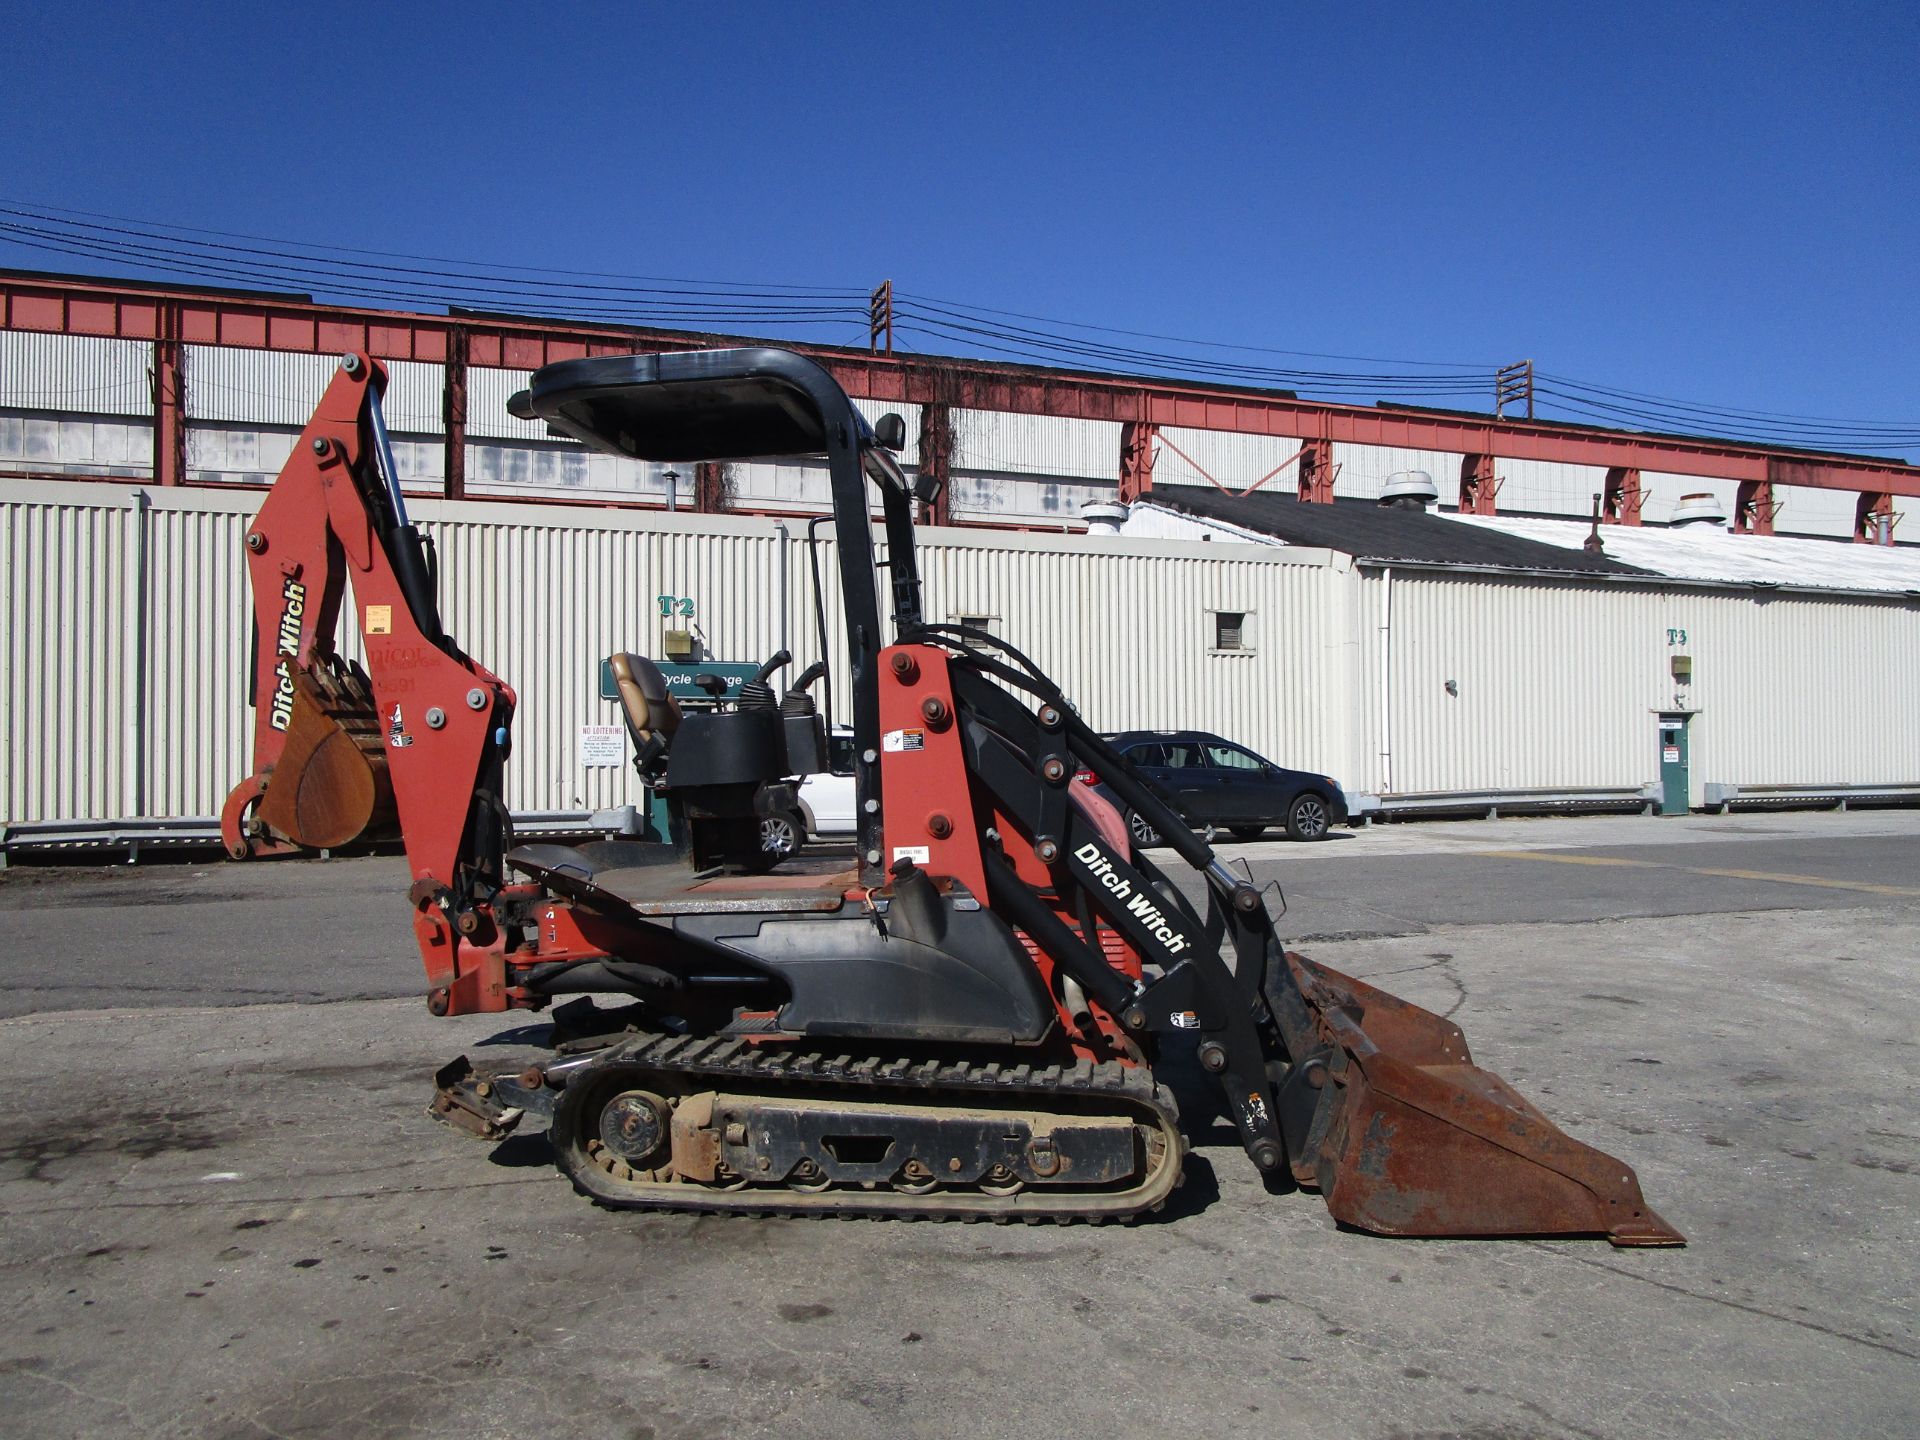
[1442,512,1920,595]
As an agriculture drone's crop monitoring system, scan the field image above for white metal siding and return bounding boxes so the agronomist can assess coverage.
[4,476,1916,827]
[184,348,445,435]
[1769,484,1860,540]
[1154,428,1303,494]
[1351,570,1920,798]
[852,399,923,466]
[1,486,137,821]
[467,368,548,441]
[415,507,790,814]
[0,413,152,478]
[912,532,1354,781]
[1487,458,1611,518]
[0,332,154,417]
[954,409,1119,480]
[0,333,1904,546]
[1332,444,1458,502]
[143,498,255,818]
[1638,472,1739,528]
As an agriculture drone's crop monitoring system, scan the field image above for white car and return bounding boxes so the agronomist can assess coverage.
[795,728,858,840]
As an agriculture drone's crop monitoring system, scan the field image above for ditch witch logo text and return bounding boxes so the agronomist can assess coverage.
[267,577,307,731]
[1073,842,1191,955]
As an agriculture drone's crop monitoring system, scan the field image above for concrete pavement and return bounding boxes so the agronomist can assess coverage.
[0,811,1915,1437]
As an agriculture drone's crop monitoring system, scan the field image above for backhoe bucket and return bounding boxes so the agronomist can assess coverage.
[255,665,396,850]
[1282,953,1683,1246]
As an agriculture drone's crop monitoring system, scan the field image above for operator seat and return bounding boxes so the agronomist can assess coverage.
[609,653,681,773]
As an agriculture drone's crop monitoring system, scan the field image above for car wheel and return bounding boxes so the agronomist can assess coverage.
[1126,808,1163,848]
[1229,826,1265,841]
[1285,793,1331,841]
[760,811,805,859]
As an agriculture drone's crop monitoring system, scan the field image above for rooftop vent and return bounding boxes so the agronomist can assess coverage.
[1379,470,1438,510]
[1081,500,1129,536]
[1671,492,1728,529]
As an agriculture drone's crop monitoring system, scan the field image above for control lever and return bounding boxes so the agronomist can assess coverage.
[780,661,829,718]
[736,649,794,712]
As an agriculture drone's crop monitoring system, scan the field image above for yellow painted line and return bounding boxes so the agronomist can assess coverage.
[1684,867,1920,898]
[1478,850,1652,868]
[1479,850,1920,898]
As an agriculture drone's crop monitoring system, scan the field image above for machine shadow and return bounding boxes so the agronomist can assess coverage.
[488,1133,557,1168]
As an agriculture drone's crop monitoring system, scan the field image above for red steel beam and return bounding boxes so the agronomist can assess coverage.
[916,400,955,525]
[1118,421,1157,504]
[7,272,1919,501]
[443,324,469,500]
[1734,479,1776,536]
[150,301,185,487]
[1458,453,1498,516]
[1602,467,1644,526]
[1297,437,1334,504]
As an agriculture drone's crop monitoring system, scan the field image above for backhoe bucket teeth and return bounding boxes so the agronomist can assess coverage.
[255,665,396,850]
[1283,953,1684,1247]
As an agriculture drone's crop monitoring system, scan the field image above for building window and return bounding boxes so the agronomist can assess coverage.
[1214,611,1248,651]
[955,613,995,634]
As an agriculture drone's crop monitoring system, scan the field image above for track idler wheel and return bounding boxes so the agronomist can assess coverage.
[597,1091,671,1171]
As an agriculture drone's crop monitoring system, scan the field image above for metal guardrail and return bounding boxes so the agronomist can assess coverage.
[1702,783,1920,814]
[0,810,613,865]
[1346,785,1663,822]
[12,784,1919,863]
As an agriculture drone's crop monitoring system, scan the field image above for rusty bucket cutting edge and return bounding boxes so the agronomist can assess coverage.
[255,666,396,850]
[1285,953,1685,1248]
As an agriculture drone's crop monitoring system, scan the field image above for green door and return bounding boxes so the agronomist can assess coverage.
[1657,715,1690,816]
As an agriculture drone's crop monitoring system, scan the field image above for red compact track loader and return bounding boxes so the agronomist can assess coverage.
[227,346,1682,1241]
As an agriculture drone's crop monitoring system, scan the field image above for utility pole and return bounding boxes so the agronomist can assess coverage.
[869,280,894,356]
[1495,360,1534,420]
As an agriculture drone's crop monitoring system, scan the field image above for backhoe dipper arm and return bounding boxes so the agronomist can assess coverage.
[239,353,518,1012]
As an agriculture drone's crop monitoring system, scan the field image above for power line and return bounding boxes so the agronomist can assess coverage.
[894,286,1497,369]
[3,199,869,295]
[1535,371,1919,437]
[0,200,1911,453]
[894,299,1492,391]
[0,215,870,330]
[0,212,868,313]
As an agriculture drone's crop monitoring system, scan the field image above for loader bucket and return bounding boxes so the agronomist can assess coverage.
[255,666,396,850]
[1284,953,1684,1247]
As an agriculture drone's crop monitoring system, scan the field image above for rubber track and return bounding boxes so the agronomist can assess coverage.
[549,1032,1183,1224]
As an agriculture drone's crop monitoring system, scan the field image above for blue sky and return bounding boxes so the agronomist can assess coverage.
[4,2,1914,452]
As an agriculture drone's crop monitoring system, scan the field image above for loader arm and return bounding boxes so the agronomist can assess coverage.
[225,353,519,1012]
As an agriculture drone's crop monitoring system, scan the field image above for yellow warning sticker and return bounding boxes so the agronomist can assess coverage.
[365,605,392,635]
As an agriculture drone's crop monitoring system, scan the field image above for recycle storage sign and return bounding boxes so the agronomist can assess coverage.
[598,658,761,702]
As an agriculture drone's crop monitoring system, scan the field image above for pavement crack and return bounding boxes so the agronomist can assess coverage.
[0,1360,145,1428]
[1363,952,1470,1018]
[1531,1245,1919,1362]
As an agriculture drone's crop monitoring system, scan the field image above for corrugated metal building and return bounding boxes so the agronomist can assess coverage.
[2,275,1916,843]
[4,472,1916,840]
[1118,488,1920,809]
[6,319,1916,537]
